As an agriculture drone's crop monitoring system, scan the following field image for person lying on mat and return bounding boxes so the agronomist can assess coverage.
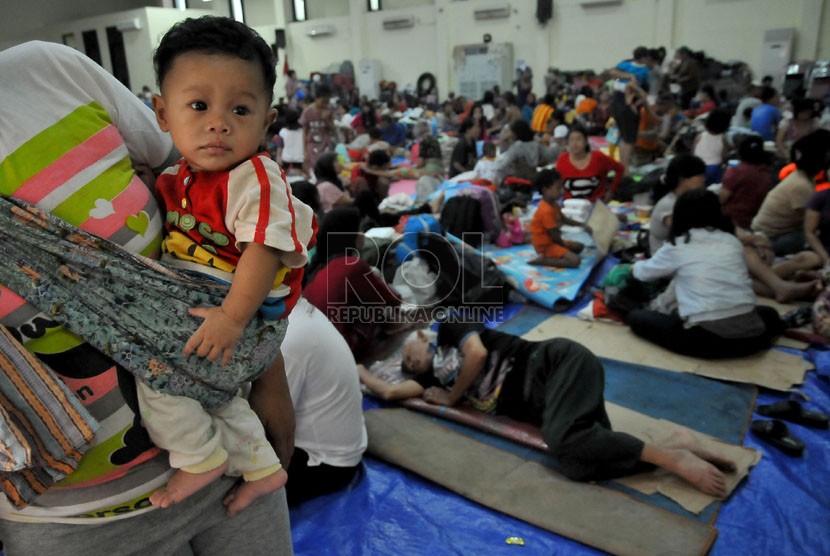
[358,320,737,497]
[628,189,785,358]
[529,168,592,268]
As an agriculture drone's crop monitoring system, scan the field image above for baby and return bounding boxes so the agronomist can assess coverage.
[145,16,313,515]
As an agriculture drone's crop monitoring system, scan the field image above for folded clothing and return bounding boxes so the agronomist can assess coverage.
[0,326,99,508]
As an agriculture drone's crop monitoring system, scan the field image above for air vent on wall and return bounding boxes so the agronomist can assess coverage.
[306,24,336,37]
[579,0,623,7]
[116,18,142,31]
[473,5,511,20]
[382,15,415,30]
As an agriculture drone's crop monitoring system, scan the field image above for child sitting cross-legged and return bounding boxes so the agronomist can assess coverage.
[528,168,592,268]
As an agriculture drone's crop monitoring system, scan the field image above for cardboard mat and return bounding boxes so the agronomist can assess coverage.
[605,403,760,514]
[365,408,717,556]
[389,398,757,515]
[522,316,809,391]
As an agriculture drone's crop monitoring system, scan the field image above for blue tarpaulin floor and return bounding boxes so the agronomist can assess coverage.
[289,257,830,556]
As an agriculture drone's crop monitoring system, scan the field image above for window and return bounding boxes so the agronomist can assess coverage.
[229,0,244,22]
[368,0,382,11]
[293,0,307,21]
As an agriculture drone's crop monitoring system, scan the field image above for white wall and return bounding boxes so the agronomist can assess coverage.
[3,0,828,101]
[270,0,828,100]
[4,7,213,95]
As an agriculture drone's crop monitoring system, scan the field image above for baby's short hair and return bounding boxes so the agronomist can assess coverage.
[154,16,276,102]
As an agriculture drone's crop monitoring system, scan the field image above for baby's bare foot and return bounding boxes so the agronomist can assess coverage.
[150,460,229,508]
[223,468,288,517]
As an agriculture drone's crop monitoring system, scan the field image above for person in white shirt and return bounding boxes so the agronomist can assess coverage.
[281,297,368,505]
[629,189,784,358]
[277,108,305,174]
[472,141,499,184]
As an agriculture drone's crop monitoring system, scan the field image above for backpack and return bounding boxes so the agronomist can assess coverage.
[456,186,503,244]
[394,214,443,265]
[440,195,484,247]
[418,232,509,308]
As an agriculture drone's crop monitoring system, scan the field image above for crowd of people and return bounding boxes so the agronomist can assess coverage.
[3,13,830,555]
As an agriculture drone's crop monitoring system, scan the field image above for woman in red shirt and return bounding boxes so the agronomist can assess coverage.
[556,127,625,202]
[303,207,402,360]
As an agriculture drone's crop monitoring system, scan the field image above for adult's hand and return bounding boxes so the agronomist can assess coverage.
[423,386,451,406]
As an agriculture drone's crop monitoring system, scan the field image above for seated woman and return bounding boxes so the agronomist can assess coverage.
[803,160,830,267]
[692,108,731,185]
[449,117,481,178]
[350,149,397,228]
[281,297,367,506]
[652,156,816,302]
[556,127,625,203]
[314,152,353,214]
[719,135,774,231]
[648,154,706,254]
[358,321,736,496]
[629,189,784,359]
[683,84,717,119]
[493,119,557,185]
[775,97,820,162]
[362,135,445,182]
[303,206,403,361]
[752,131,830,256]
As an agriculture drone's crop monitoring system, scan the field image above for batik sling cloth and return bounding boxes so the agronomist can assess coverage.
[0,195,285,410]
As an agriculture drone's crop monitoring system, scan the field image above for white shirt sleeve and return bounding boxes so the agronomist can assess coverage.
[632,242,682,282]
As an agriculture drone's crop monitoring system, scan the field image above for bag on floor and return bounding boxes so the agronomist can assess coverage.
[395,214,443,265]
[440,195,484,247]
[456,186,503,244]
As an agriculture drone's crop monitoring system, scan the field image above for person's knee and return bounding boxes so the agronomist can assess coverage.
[626,309,650,332]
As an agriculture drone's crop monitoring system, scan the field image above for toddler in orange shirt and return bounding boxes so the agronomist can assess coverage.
[529,169,592,268]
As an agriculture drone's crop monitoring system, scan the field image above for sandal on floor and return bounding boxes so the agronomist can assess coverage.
[757,400,830,429]
[750,419,805,457]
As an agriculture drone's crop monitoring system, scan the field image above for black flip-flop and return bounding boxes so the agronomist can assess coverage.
[750,419,805,457]
[757,400,830,429]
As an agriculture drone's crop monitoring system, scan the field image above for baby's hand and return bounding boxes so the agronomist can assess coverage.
[184,306,246,366]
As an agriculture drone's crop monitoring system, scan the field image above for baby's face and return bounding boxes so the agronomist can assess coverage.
[154,52,274,172]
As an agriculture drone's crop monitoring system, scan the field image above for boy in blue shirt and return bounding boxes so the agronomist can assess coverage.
[750,86,781,142]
